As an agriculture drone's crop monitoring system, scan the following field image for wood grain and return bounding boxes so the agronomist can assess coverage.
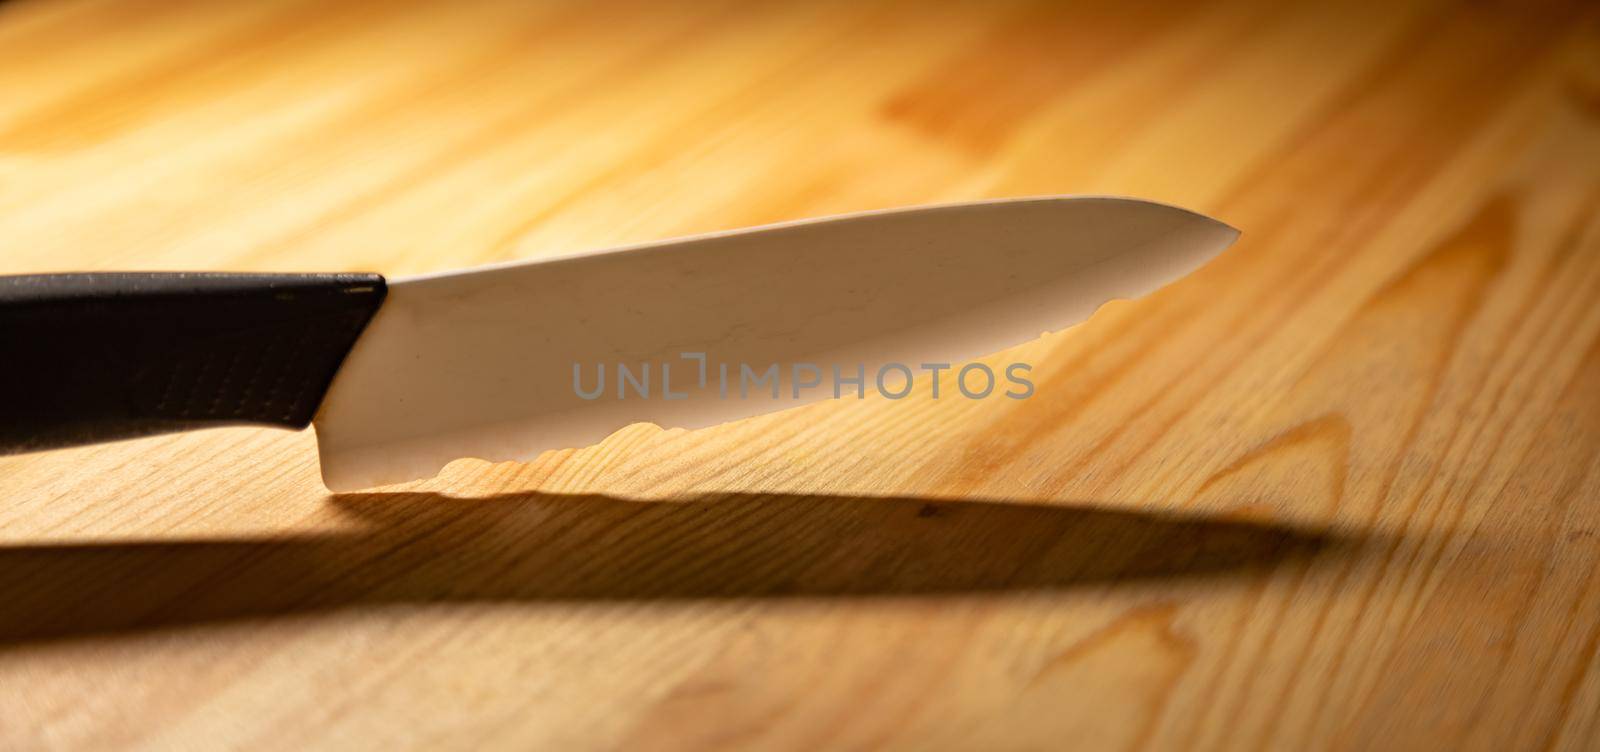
[2,0,1599,749]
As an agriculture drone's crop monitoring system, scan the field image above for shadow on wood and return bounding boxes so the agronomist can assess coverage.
[0,492,1369,645]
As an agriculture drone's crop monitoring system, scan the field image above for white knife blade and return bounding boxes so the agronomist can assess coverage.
[312,196,1237,491]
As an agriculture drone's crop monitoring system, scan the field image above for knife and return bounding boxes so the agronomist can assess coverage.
[0,196,1236,491]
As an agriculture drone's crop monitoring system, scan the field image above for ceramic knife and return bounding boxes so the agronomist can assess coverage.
[0,196,1237,491]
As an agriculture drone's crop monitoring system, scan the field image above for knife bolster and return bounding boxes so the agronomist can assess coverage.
[0,272,387,453]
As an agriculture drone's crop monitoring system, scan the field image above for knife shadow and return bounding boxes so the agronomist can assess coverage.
[0,491,1368,646]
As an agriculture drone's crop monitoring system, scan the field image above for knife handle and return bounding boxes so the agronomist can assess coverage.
[0,272,387,453]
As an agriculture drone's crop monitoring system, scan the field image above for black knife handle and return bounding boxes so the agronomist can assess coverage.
[0,272,387,453]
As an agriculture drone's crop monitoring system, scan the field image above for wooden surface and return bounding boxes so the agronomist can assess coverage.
[3,0,1600,748]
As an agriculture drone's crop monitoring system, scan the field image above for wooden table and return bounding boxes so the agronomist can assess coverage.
[3,0,1599,748]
